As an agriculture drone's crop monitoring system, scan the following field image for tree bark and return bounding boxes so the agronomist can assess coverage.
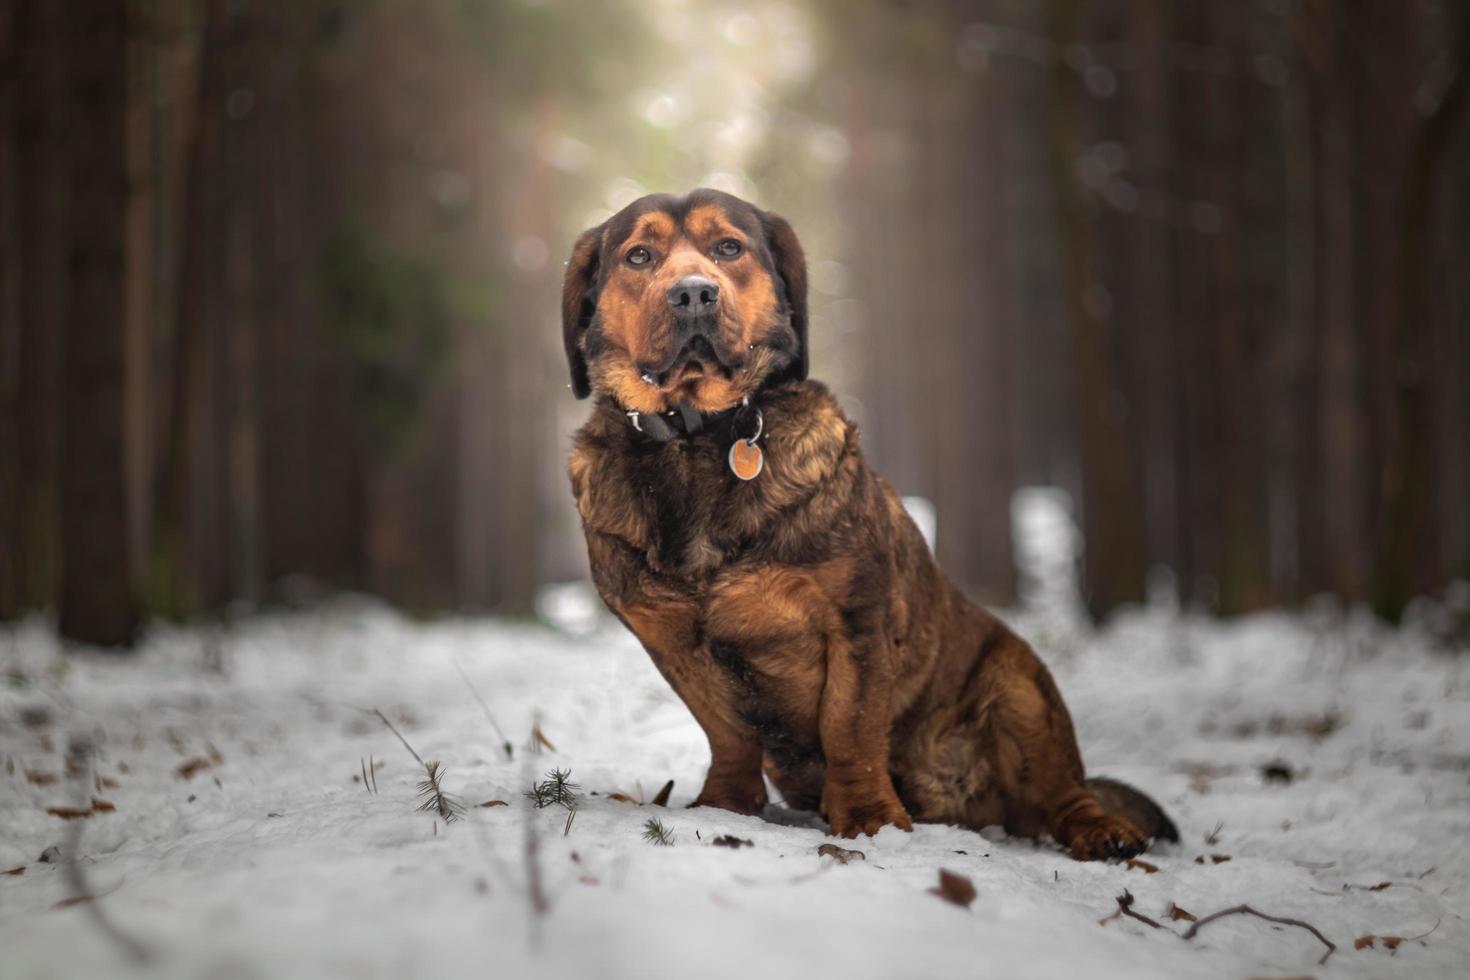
[1373,15,1470,619]
[57,2,142,645]
[1045,0,1149,620]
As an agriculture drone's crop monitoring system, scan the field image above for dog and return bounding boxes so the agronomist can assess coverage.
[561,188,1177,859]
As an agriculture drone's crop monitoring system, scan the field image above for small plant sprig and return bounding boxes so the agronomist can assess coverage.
[416,761,465,823]
[372,707,463,824]
[526,768,578,811]
[642,817,675,846]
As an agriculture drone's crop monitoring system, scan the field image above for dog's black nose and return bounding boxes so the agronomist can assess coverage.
[666,275,719,316]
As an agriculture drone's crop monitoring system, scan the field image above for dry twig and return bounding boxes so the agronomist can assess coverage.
[60,737,151,964]
[1182,904,1336,965]
[1098,891,1164,929]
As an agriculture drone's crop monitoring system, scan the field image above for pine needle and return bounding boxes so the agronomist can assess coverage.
[359,756,379,795]
[642,817,675,846]
[373,708,426,768]
[416,761,465,823]
[452,659,514,760]
[526,768,578,811]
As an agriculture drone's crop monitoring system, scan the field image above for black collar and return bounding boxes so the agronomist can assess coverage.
[624,398,757,444]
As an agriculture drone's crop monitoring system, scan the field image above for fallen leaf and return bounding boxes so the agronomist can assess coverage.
[1381,936,1404,950]
[45,806,92,820]
[94,774,119,791]
[530,723,556,753]
[1355,935,1376,950]
[175,757,214,780]
[1368,881,1391,891]
[89,798,115,813]
[476,800,508,808]
[2,866,23,876]
[817,843,865,864]
[1261,760,1296,784]
[929,869,977,909]
[578,874,599,885]
[1125,858,1159,874]
[1166,902,1197,922]
[49,894,97,911]
[24,769,58,786]
[1210,854,1232,864]
[1267,710,1343,740]
[711,835,753,849]
[651,779,674,807]
[19,705,51,728]
[606,792,638,804]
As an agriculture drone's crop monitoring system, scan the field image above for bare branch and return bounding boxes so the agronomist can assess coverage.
[1182,904,1336,965]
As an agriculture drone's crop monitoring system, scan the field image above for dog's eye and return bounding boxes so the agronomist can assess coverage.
[626,246,652,267]
[714,239,743,259]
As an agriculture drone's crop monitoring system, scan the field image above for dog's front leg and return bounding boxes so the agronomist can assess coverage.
[650,647,767,814]
[817,631,913,837]
[690,723,768,815]
[617,602,768,815]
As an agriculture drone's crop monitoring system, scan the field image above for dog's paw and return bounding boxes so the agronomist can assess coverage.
[823,786,914,838]
[1065,815,1149,861]
[690,779,768,815]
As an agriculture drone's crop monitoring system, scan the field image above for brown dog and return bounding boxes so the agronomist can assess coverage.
[562,189,1177,859]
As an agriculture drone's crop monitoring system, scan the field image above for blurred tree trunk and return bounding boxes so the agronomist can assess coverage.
[0,0,19,616]
[1343,3,1420,616]
[1293,1,1367,602]
[2,3,67,618]
[1195,4,1271,614]
[58,1,143,645]
[123,0,155,589]
[151,0,207,615]
[936,14,1016,606]
[1372,15,1470,619]
[1123,0,1179,598]
[1045,0,1148,620]
[1287,10,1325,601]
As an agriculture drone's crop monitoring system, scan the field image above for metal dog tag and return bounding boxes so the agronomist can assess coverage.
[728,438,764,481]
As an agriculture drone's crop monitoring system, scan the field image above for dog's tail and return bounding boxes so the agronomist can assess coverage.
[1086,776,1179,843]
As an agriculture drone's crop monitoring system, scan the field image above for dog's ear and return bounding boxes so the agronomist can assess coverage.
[561,224,603,399]
[761,210,808,382]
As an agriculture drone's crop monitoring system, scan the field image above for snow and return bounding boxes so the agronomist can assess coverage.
[2,597,1468,980]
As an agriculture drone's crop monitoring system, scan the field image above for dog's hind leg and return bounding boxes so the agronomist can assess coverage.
[982,641,1151,861]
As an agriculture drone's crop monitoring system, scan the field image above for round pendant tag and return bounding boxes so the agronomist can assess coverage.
[728,438,764,481]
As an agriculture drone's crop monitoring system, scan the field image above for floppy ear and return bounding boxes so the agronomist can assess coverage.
[761,210,809,381]
[561,224,603,399]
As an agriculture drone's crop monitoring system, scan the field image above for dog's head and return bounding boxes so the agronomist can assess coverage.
[561,188,807,414]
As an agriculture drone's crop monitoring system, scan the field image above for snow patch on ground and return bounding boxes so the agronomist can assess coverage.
[2,603,1468,979]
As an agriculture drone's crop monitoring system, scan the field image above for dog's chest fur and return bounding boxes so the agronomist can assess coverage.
[569,382,860,583]
[568,383,879,730]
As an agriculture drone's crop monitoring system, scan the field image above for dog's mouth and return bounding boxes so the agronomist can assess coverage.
[638,333,741,389]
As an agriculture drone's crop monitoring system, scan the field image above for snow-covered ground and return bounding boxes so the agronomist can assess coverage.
[2,597,1468,980]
